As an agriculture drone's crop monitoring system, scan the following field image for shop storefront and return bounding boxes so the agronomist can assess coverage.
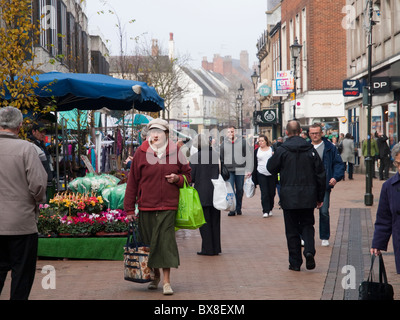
[345,88,400,174]
[256,102,282,141]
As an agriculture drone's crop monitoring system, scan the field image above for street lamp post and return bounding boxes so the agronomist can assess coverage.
[236,84,244,130]
[251,70,259,134]
[365,0,375,206]
[290,37,302,120]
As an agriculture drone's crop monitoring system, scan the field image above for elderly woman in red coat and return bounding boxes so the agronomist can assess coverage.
[371,143,400,273]
[124,118,191,295]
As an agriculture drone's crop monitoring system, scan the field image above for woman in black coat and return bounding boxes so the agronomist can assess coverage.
[189,134,221,255]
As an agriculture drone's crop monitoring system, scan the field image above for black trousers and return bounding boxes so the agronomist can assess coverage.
[0,233,38,300]
[283,209,315,268]
[379,155,391,179]
[199,206,221,255]
[257,172,276,213]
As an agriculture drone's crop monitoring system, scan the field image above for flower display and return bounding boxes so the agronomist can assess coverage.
[39,193,128,237]
[93,210,129,234]
[58,213,97,236]
[49,192,104,216]
[37,204,60,237]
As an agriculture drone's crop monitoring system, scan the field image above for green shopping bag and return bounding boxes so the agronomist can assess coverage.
[175,176,206,230]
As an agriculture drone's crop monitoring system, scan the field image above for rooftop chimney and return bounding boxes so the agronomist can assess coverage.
[169,32,174,60]
[151,39,159,57]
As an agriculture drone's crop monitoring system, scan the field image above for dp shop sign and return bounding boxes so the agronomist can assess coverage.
[343,77,391,96]
[372,77,391,94]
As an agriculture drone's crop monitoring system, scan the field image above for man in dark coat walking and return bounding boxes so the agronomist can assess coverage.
[267,120,326,271]
[375,131,391,180]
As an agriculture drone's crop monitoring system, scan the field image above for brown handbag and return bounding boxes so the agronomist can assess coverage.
[123,222,154,283]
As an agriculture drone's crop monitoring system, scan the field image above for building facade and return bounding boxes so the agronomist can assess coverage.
[256,1,282,140]
[257,0,348,140]
[31,0,109,74]
[345,0,400,173]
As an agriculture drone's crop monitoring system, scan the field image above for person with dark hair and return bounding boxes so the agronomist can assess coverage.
[375,131,391,180]
[220,126,252,216]
[190,134,221,256]
[27,123,54,201]
[251,134,276,218]
[267,120,326,271]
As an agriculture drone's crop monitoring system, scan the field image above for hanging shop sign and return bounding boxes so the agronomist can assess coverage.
[259,84,272,96]
[255,109,279,125]
[342,79,361,97]
[372,77,391,94]
[273,70,294,96]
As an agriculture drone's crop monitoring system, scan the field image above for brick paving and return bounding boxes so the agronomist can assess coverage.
[1,173,398,300]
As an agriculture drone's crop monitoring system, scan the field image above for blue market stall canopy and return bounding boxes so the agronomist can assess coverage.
[29,72,164,112]
[116,113,153,126]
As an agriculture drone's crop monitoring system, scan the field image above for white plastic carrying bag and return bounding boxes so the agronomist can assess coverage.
[211,175,236,211]
[244,177,255,198]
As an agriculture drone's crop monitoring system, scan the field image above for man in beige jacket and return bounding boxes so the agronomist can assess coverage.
[0,106,47,300]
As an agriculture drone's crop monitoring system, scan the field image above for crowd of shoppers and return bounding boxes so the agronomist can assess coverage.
[3,105,399,300]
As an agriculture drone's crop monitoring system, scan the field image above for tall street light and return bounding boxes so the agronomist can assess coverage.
[290,37,302,120]
[251,70,259,134]
[365,0,375,206]
[237,84,244,129]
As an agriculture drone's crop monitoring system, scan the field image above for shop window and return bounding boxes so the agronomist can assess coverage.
[312,117,339,138]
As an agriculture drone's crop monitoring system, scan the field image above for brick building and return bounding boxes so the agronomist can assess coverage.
[257,0,348,137]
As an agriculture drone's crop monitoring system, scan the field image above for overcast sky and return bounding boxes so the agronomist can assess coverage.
[85,0,267,68]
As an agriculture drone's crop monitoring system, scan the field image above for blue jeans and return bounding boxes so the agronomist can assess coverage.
[228,172,244,213]
[319,189,331,240]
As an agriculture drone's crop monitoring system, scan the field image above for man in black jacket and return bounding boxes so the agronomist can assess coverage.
[267,120,326,271]
[28,123,54,201]
[375,131,391,180]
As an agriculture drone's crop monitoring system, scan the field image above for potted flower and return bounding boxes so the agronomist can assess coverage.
[38,204,60,237]
[94,210,129,237]
[49,192,105,216]
[58,213,96,237]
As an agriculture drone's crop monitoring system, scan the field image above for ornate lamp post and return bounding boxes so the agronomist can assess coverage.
[251,70,259,134]
[365,0,375,206]
[236,84,244,129]
[290,37,302,120]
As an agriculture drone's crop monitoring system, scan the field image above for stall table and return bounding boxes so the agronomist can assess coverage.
[38,237,126,261]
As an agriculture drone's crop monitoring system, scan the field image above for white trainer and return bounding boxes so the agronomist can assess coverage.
[262,212,269,218]
[321,240,330,247]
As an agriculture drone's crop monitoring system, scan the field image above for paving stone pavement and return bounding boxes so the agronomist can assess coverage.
[1,173,399,301]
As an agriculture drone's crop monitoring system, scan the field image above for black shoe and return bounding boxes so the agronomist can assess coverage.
[228,212,235,216]
[197,252,215,256]
[289,265,300,271]
[305,253,316,270]
[236,211,242,215]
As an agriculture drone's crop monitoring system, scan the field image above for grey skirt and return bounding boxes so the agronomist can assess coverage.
[138,210,180,269]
